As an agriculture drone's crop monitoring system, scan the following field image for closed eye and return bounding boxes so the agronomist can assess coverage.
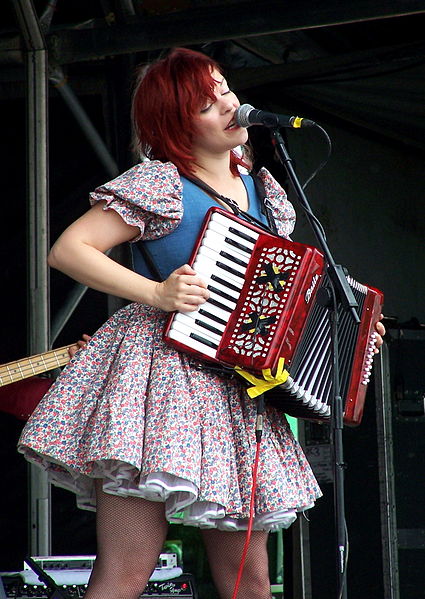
[200,81,233,112]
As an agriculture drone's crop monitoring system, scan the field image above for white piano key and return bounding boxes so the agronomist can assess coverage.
[173,313,222,344]
[193,255,245,288]
[208,217,257,241]
[200,237,249,270]
[167,328,218,359]
[197,246,247,276]
[210,212,259,243]
[207,289,237,311]
[208,221,256,256]
[202,229,254,260]
[177,309,227,333]
[198,299,234,323]
[204,276,240,301]
[201,234,249,265]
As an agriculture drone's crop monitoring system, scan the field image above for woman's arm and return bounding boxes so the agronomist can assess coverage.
[49,202,209,312]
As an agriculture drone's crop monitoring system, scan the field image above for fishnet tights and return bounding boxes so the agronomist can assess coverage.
[83,481,272,599]
[83,480,169,599]
[202,529,273,599]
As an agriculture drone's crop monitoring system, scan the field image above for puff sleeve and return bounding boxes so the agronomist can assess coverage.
[257,167,296,239]
[89,160,184,242]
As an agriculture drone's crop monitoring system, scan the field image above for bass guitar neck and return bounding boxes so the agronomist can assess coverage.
[0,344,76,387]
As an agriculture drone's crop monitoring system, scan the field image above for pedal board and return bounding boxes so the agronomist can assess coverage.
[1,554,196,598]
[1,573,196,598]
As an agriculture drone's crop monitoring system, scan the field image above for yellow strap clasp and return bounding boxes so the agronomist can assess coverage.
[235,357,290,399]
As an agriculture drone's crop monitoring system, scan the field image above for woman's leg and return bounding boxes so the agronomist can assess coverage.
[201,529,272,599]
[84,480,169,599]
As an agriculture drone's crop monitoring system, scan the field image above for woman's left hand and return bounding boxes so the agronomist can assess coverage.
[68,334,92,359]
[373,314,386,354]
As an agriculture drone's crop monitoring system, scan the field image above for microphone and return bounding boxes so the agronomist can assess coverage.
[235,104,316,129]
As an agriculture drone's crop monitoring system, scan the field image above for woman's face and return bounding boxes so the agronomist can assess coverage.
[191,69,248,157]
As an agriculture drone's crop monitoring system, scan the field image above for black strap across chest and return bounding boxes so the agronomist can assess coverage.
[185,174,278,235]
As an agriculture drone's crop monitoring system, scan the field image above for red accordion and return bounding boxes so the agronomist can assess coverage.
[163,207,383,425]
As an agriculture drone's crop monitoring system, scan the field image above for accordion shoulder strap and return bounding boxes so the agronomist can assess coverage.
[185,175,277,234]
[134,242,163,282]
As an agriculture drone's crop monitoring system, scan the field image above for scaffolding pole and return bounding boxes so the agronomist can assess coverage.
[14,0,51,556]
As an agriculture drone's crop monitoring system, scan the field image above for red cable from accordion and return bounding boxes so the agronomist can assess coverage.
[231,417,263,599]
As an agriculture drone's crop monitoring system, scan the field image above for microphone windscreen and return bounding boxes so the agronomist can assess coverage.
[235,104,254,128]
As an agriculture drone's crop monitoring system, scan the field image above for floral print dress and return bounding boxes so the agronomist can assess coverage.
[18,160,322,531]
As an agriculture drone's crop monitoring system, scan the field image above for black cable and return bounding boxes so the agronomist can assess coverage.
[256,393,265,443]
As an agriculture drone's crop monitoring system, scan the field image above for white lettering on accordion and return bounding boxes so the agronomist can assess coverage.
[305,273,320,304]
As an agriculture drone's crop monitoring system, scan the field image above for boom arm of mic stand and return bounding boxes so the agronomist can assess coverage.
[270,128,360,324]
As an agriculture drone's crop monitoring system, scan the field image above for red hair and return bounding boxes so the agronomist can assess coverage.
[132,47,246,177]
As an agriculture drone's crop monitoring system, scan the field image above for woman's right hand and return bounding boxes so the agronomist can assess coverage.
[153,264,210,312]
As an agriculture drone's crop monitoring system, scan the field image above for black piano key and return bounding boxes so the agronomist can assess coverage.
[190,332,219,349]
[198,308,228,327]
[207,284,238,304]
[216,261,245,280]
[208,297,234,313]
[210,274,241,293]
[228,225,257,244]
[224,236,252,255]
[219,250,249,268]
[195,318,223,336]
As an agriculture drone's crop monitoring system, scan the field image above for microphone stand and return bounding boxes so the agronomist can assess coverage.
[269,127,360,599]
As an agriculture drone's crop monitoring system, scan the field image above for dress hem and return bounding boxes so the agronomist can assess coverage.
[19,448,318,532]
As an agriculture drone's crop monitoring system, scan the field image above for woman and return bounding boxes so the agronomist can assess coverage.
[19,48,384,599]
